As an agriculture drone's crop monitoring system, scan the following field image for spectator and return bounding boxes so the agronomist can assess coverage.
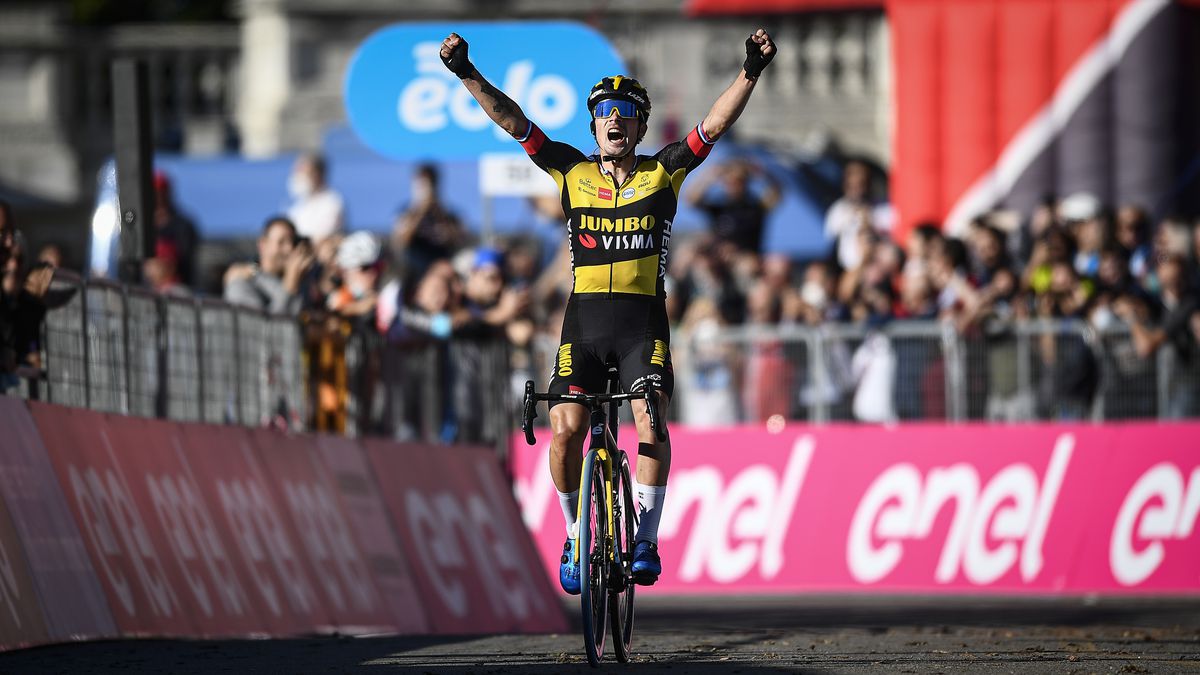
[152,170,199,286]
[824,159,884,271]
[1114,204,1152,281]
[143,238,190,297]
[327,232,382,319]
[391,164,467,282]
[742,280,793,422]
[287,153,345,244]
[1,201,53,393]
[675,297,739,427]
[1114,254,1200,418]
[223,216,312,315]
[686,159,781,255]
[36,243,64,269]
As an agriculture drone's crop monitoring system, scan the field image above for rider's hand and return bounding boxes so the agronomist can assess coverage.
[743,29,776,79]
[440,33,474,79]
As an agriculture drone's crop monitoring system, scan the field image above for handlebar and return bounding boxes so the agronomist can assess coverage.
[521,380,666,445]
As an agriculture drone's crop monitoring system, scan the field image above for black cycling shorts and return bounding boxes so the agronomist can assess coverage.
[548,295,674,405]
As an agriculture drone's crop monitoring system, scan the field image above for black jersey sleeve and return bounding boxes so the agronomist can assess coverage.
[653,122,717,177]
[517,121,587,177]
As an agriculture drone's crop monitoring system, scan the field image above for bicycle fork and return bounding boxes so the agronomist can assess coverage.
[574,414,617,565]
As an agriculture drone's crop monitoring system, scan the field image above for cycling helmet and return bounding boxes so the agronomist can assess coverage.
[587,75,651,121]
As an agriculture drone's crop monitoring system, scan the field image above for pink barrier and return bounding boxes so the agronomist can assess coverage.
[314,436,429,634]
[0,400,565,652]
[249,430,396,633]
[365,440,568,634]
[513,423,1200,594]
[0,399,115,645]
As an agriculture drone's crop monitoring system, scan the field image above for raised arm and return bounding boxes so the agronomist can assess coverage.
[701,29,777,141]
[440,33,530,138]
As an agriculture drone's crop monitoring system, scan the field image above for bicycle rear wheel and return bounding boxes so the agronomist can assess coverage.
[579,450,609,666]
[610,450,637,662]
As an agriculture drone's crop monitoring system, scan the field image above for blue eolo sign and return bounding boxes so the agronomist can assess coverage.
[344,21,627,160]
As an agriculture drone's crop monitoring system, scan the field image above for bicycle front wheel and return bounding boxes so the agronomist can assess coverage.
[579,450,609,666]
[610,449,637,662]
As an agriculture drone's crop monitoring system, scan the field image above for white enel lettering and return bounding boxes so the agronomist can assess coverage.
[846,435,1074,585]
[218,479,282,617]
[666,437,813,583]
[1110,463,1200,586]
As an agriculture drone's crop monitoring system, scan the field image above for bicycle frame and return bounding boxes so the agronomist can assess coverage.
[574,405,619,565]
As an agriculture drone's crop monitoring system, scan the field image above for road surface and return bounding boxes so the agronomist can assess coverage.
[1,595,1197,673]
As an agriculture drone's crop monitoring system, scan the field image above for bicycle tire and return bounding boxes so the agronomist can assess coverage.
[579,450,609,666]
[610,449,637,662]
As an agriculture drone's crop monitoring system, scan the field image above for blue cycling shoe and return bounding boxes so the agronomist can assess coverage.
[559,538,581,595]
[631,540,661,585]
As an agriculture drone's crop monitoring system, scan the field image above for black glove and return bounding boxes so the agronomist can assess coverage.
[441,39,474,79]
[742,36,775,79]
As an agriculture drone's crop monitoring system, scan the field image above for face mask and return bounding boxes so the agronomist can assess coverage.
[801,280,827,310]
[411,180,431,204]
[288,173,313,199]
[1092,305,1116,331]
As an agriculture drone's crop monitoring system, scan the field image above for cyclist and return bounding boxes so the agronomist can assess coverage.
[441,29,776,593]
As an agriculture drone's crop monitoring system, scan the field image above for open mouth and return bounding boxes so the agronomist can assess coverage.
[606,128,627,144]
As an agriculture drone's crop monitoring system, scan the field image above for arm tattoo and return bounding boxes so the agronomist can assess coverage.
[479,80,516,117]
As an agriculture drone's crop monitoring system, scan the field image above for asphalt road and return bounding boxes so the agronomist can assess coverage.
[1,595,1197,674]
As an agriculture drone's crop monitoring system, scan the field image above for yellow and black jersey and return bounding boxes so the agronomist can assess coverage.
[518,121,716,298]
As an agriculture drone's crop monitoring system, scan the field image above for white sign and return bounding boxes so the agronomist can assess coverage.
[479,154,558,197]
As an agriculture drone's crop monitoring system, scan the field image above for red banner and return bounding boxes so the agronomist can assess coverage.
[365,440,567,634]
[30,407,195,636]
[0,476,49,651]
[249,430,395,633]
[0,399,114,644]
[3,400,561,651]
[177,425,335,635]
[314,435,429,634]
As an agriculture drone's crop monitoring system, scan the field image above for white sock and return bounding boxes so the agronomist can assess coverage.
[557,489,579,539]
[634,482,667,544]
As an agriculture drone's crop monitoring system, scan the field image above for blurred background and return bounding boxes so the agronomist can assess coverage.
[3,0,1200,454]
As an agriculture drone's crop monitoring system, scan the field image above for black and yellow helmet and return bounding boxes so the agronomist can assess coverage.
[587,75,651,121]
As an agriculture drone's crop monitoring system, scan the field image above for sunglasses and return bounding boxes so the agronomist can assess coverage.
[592,99,640,119]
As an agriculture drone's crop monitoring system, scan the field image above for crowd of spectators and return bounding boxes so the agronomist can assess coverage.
[4,149,1198,431]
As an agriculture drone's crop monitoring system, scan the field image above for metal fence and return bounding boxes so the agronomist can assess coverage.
[37,272,305,427]
[531,319,1198,426]
[18,271,513,456]
[16,271,1196,448]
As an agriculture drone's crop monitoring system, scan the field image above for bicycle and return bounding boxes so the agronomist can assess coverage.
[521,370,666,667]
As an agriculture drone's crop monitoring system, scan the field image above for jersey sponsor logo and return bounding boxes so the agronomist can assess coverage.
[556,343,574,377]
[621,187,636,199]
[568,385,587,395]
[578,233,598,249]
[650,340,669,367]
[578,214,655,233]
[600,234,654,251]
[597,187,613,201]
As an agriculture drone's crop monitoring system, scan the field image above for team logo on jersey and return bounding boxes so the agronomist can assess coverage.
[621,187,636,199]
[600,234,654,250]
[579,233,598,249]
[597,187,613,201]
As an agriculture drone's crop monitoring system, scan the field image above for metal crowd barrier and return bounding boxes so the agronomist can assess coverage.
[25,271,514,457]
[21,271,1195,447]
[37,271,305,428]
[531,318,1197,426]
